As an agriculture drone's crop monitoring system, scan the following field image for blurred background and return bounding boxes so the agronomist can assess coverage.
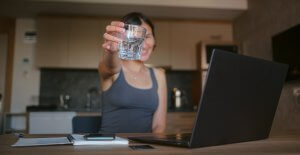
[0,0,299,135]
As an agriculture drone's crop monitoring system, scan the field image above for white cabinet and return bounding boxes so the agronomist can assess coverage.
[29,112,76,134]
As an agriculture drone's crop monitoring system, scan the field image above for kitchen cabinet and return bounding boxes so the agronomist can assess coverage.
[35,17,109,68]
[35,17,70,68]
[27,111,195,134]
[170,21,233,70]
[29,112,76,134]
[28,111,101,134]
[146,21,172,67]
[68,18,109,68]
[36,17,233,70]
[170,22,198,70]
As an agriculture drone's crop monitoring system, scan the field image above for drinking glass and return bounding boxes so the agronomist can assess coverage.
[118,24,146,60]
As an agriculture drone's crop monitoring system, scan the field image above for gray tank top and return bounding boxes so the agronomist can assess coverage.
[100,67,159,133]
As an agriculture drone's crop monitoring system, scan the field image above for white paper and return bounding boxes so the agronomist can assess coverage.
[11,135,128,147]
[12,137,71,147]
[71,134,128,146]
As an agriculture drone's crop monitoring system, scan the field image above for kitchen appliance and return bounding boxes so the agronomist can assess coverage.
[172,88,182,109]
[86,87,101,110]
[171,87,188,110]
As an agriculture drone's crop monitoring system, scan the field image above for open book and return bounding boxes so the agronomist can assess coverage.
[11,134,128,147]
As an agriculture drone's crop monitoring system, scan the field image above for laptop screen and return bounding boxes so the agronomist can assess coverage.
[190,49,288,148]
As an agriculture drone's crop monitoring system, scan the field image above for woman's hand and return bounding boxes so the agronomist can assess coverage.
[102,21,125,53]
[99,21,125,81]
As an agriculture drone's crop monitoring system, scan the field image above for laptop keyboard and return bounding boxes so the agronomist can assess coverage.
[128,133,192,147]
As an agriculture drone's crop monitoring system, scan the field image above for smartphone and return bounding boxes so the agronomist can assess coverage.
[129,145,155,150]
[84,133,115,141]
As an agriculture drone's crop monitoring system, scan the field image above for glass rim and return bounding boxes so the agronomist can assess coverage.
[124,24,146,32]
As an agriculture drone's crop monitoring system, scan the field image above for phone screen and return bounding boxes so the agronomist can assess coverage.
[129,145,155,150]
[84,133,115,141]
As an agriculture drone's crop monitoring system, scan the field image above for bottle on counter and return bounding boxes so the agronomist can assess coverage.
[171,87,182,110]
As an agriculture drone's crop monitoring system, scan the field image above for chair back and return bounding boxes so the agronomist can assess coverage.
[72,116,101,133]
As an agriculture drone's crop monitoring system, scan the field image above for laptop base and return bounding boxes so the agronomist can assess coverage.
[129,133,191,147]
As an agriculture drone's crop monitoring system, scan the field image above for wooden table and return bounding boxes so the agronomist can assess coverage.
[1,133,300,155]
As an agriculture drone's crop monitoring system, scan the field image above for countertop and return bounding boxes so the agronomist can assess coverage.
[1,132,300,155]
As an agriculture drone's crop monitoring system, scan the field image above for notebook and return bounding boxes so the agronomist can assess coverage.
[11,134,128,147]
[129,49,288,148]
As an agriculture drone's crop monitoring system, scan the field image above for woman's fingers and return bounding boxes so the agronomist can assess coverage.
[106,25,125,33]
[102,41,119,52]
[111,21,125,27]
[102,42,110,50]
[103,21,125,43]
[101,21,124,53]
[106,21,125,34]
[103,33,122,43]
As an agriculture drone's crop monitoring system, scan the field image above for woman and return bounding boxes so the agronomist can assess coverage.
[98,12,167,133]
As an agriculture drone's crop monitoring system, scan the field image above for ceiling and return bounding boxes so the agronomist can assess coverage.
[0,0,248,21]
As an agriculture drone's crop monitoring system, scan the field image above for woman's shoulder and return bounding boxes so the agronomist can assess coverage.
[151,67,166,83]
[152,67,165,74]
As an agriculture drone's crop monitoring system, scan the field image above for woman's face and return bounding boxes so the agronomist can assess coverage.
[140,21,155,62]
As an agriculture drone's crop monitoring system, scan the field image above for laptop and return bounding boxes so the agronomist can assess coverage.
[129,49,288,148]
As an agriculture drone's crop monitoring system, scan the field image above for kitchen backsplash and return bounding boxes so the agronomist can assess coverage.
[166,70,198,111]
[39,68,101,111]
[39,68,198,111]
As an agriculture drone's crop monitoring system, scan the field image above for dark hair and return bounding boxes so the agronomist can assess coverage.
[121,12,155,37]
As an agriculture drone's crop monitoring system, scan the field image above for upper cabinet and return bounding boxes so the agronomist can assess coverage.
[35,17,108,69]
[146,21,171,67]
[170,21,233,70]
[35,17,233,70]
[170,22,198,70]
[68,18,107,68]
[35,17,70,68]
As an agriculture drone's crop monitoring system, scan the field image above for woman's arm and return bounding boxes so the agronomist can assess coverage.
[152,68,167,133]
[98,21,125,80]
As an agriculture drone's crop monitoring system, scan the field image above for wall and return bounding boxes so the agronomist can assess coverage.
[0,34,7,109]
[10,19,40,130]
[0,34,8,134]
[233,0,300,134]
